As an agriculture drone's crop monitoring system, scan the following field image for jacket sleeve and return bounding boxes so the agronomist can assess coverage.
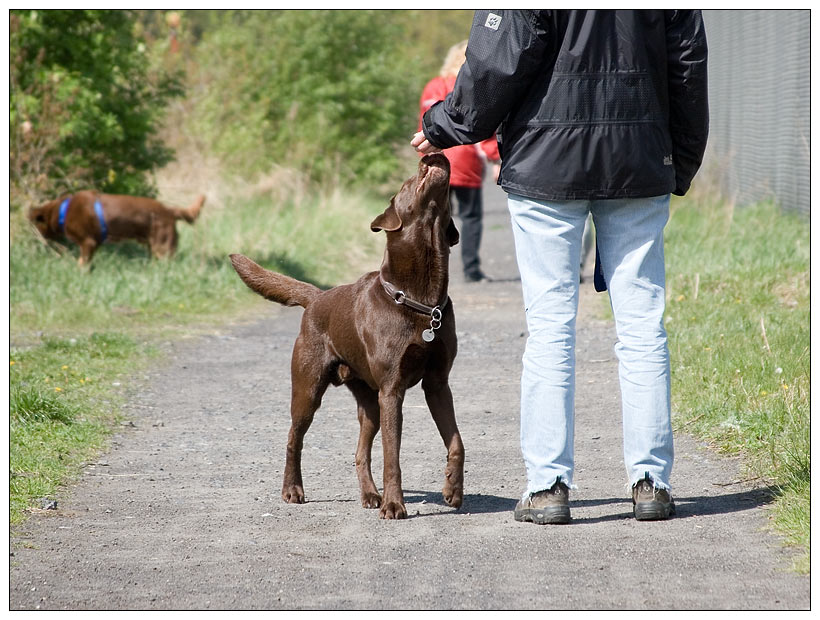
[666,10,709,196]
[422,10,549,149]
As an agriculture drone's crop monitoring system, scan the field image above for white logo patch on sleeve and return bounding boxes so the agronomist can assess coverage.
[485,13,502,30]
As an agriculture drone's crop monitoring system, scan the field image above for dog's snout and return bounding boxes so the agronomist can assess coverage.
[417,153,450,193]
[420,152,450,171]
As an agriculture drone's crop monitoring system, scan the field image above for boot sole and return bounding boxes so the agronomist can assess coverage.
[633,500,676,521]
[514,504,571,525]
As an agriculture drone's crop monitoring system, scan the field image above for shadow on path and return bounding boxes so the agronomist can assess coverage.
[392,486,777,523]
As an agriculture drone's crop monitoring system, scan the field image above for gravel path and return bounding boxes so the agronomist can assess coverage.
[9,181,809,610]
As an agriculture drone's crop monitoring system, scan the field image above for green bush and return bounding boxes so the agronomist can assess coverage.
[9,9,183,207]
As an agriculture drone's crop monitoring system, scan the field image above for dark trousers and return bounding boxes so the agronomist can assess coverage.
[450,186,483,276]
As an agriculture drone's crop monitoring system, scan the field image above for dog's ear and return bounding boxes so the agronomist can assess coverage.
[370,203,403,233]
[447,219,460,246]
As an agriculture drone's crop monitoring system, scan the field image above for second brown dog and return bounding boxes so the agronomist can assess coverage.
[230,153,464,519]
[29,191,206,265]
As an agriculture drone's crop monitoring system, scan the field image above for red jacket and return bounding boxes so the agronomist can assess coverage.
[419,75,500,188]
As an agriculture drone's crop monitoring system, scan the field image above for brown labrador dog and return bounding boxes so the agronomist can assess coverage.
[29,190,206,265]
[230,153,464,519]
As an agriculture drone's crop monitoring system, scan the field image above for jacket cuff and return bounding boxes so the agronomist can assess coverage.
[422,102,457,150]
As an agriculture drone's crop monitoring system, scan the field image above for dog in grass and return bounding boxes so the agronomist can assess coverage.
[29,190,206,266]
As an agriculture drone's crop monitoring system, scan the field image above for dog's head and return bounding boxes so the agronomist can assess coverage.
[370,153,459,247]
[28,198,62,240]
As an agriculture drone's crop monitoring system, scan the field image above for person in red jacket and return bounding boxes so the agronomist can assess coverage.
[419,40,501,282]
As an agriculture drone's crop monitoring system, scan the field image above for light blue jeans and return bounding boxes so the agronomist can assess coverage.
[508,193,673,497]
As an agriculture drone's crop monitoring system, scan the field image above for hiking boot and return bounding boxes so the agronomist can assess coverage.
[514,480,571,525]
[632,473,676,521]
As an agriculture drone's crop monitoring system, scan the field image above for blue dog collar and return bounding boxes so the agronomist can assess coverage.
[58,197,71,230]
[94,199,108,243]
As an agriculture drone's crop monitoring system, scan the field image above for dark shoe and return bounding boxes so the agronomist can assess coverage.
[514,480,571,524]
[464,269,487,282]
[632,473,676,521]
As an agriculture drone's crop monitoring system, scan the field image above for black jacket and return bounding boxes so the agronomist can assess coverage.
[422,10,709,200]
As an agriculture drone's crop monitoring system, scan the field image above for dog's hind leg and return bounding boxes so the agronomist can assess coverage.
[422,377,465,509]
[282,337,330,504]
[346,380,382,509]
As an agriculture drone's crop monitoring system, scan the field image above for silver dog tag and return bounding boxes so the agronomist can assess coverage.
[422,329,436,342]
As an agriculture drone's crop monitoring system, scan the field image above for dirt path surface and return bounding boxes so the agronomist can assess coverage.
[10,182,809,610]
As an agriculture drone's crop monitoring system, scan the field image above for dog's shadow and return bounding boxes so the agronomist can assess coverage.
[101,241,153,261]
[38,238,151,265]
[403,489,517,516]
[208,250,332,290]
[51,239,334,291]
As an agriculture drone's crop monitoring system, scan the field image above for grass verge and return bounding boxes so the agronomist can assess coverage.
[9,333,152,522]
[9,188,384,524]
[664,196,809,572]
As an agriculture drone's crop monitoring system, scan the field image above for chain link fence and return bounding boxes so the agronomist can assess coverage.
[700,10,810,215]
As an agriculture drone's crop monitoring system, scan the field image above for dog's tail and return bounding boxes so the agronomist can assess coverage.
[173,194,206,224]
[229,253,320,308]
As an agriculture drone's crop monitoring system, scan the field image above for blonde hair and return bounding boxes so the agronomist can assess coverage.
[440,40,468,78]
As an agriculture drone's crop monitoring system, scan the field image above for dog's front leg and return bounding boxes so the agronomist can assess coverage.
[77,239,98,267]
[378,388,407,519]
[423,378,465,509]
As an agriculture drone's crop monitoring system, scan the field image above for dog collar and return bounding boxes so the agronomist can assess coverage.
[58,197,71,230]
[379,275,449,342]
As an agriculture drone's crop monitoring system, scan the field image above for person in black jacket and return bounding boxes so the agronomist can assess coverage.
[413,10,708,524]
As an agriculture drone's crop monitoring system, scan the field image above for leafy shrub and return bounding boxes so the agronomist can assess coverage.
[9,9,183,208]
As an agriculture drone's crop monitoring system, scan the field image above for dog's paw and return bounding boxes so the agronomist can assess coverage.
[443,467,464,508]
[379,501,407,520]
[282,485,306,504]
[443,484,464,509]
[360,491,382,509]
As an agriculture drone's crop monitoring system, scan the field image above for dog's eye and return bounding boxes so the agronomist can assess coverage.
[36,214,45,222]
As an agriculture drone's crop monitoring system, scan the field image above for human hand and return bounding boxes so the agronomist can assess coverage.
[411,131,442,154]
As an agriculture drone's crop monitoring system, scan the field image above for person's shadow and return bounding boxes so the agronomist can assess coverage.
[401,486,776,522]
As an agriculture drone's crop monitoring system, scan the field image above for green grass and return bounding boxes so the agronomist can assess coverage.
[11,190,382,337]
[10,189,811,575]
[664,197,809,572]
[9,189,385,523]
[9,332,151,522]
